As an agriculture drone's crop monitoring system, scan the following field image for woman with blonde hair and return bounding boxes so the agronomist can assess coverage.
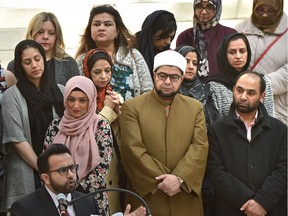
[7,12,79,85]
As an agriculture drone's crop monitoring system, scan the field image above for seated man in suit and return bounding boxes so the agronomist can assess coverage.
[10,144,146,216]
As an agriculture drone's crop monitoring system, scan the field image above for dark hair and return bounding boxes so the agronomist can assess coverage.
[37,144,71,174]
[135,10,176,74]
[14,39,47,81]
[234,70,266,93]
[151,12,176,41]
[75,4,135,58]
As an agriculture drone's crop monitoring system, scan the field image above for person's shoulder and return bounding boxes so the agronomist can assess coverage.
[12,188,39,205]
[3,84,18,97]
[178,27,193,35]
[176,93,202,107]
[216,23,237,33]
[124,91,151,104]
[72,190,98,205]
[268,116,288,130]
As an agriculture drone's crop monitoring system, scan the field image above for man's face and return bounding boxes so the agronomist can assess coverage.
[233,74,265,114]
[42,153,77,195]
[153,65,183,100]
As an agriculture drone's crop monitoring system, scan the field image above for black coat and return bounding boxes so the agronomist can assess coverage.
[10,186,99,216]
[207,103,287,216]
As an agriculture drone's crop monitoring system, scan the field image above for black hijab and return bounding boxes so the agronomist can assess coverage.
[209,32,251,90]
[135,10,176,76]
[14,39,64,155]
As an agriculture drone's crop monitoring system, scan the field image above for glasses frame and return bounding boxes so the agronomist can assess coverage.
[194,3,216,13]
[49,164,79,176]
[156,72,182,82]
[255,7,276,16]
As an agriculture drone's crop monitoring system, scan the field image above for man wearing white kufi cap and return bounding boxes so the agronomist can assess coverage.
[120,49,208,215]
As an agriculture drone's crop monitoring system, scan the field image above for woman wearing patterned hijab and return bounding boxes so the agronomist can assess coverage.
[176,0,236,83]
[44,76,113,215]
[236,0,288,126]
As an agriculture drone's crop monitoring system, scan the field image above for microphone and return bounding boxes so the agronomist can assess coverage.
[57,193,69,216]
[68,187,152,216]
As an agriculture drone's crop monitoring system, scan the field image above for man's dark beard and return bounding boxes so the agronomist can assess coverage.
[155,88,178,99]
[233,100,260,114]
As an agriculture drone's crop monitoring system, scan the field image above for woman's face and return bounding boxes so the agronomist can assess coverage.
[34,21,56,59]
[254,4,277,25]
[152,30,175,52]
[184,51,198,80]
[90,59,112,88]
[195,1,216,24]
[21,47,45,84]
[66,90,89,119]
[90,13,118,47]
[226,38,248,72]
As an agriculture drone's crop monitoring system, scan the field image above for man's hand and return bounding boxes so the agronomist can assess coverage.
[124,204,146,216]
[240,199,267,216]
[155,174,181,196]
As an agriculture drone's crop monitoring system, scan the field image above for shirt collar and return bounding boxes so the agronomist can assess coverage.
[235,110,258,126]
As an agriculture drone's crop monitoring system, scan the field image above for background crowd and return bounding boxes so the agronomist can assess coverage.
[0,0,287,216]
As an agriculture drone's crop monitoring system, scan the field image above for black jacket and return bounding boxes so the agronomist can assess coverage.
[207,103,287,216]
[10,186,99,216]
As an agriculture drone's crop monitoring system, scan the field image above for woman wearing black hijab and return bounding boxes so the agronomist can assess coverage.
[1,39,64,212]
[134,10,177,78]
[208,32,274,118]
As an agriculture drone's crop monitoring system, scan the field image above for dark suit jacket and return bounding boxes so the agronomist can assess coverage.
[10,186,99,216]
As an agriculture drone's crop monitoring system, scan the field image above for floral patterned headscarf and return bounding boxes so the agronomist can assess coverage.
[193,0,222,77]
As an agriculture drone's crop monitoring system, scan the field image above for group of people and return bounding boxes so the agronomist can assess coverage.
[0,0,287,216]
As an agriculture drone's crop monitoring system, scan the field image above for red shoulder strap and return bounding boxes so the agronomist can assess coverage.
[251,28,288,71]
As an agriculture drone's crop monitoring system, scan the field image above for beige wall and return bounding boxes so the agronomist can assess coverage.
[0,0,287,68]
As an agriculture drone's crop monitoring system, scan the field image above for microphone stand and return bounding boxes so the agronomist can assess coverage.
[68,188,152,216]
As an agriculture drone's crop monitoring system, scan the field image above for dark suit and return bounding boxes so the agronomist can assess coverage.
[10,186,99,216]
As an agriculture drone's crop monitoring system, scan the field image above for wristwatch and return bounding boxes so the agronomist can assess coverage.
[177,176,184,184]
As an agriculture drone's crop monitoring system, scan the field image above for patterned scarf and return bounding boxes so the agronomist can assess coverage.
[193,0,222,77]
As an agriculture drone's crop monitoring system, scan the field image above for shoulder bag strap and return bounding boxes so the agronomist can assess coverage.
[251,28,288,70]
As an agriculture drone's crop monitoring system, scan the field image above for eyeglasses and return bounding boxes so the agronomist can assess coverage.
[194,3,216,13]
[156,72,182,82]
[255,7,276,16]
[49,164,79,176]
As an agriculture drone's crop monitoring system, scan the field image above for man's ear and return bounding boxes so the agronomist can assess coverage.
[41,173,50,185]
[260,91,266,103]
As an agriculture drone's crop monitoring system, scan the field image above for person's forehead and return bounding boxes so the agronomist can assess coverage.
[48,153,74,169]
[235,74,260,90]
[156,65,182,74]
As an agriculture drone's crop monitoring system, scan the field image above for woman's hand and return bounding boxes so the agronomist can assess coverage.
[104,90,123,115]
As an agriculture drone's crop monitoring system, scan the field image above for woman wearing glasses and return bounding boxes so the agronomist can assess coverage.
[236,0,287,126]
[1,40,64,213]
[176,0,236,83]
[44,76,113,216]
